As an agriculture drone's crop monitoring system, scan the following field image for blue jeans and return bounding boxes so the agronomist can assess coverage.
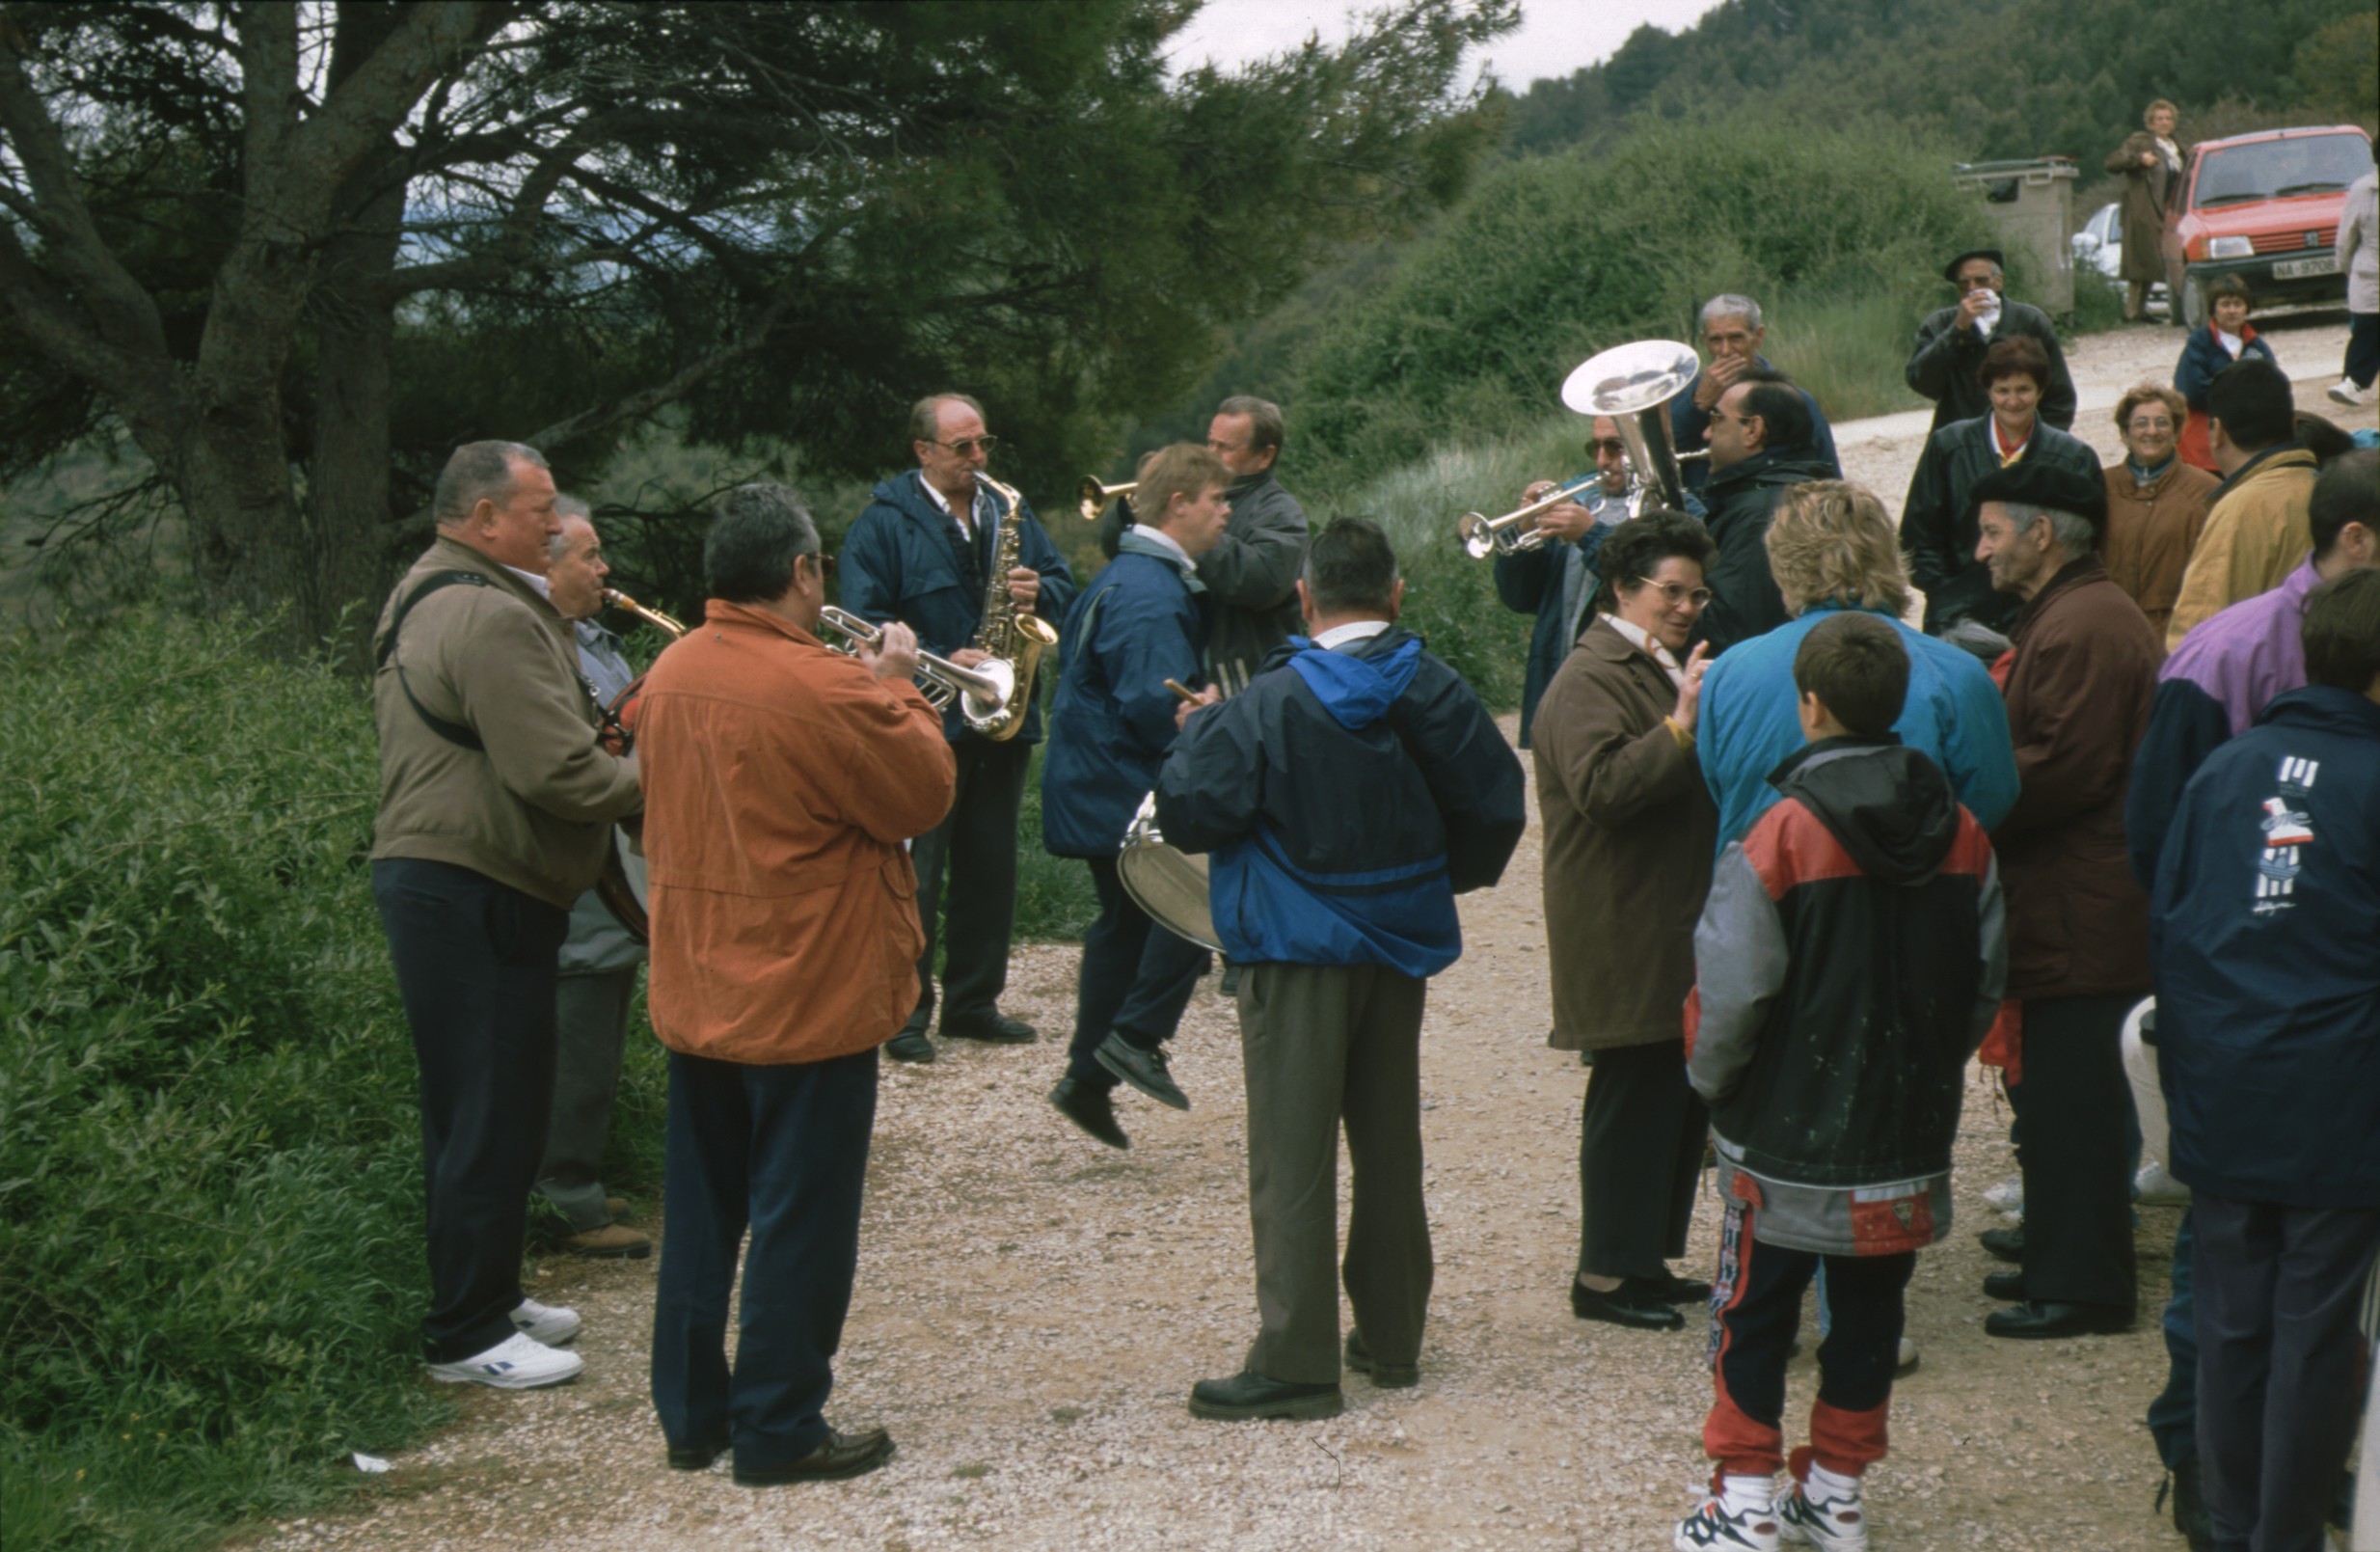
[650,1045,878,1472]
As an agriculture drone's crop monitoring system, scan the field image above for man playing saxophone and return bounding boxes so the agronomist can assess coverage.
[841,394,1077,1064]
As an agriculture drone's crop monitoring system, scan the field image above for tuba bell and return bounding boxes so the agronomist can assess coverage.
[1558,340,1706,519]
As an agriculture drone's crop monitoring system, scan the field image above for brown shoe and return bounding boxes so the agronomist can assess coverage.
[559,1223,653,1260]
[733,1427,895,1484]
[605,1195,630,1221]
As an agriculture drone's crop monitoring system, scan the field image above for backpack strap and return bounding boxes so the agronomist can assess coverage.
[376,570,497,751]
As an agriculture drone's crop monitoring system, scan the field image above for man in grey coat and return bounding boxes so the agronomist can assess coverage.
[1907,249,2079,435]
[534,500,654,1260]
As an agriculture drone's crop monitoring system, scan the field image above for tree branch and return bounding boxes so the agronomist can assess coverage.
[522,283,806,454]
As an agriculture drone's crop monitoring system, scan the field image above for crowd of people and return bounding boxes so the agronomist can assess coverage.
[363,143,2376,1546]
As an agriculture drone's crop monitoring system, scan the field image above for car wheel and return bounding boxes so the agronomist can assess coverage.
[2179,273,2207,330]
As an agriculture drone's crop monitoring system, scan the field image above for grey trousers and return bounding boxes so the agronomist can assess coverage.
[535,965,638,1232]
[1238,962,1432,1385]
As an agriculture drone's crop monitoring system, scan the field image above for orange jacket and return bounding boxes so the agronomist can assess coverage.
[633,601,956,1065]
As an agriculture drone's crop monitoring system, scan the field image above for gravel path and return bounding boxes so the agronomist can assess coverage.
[246,318,2370,1552]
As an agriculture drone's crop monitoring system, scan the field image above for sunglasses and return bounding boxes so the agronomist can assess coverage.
[928,435,999,457]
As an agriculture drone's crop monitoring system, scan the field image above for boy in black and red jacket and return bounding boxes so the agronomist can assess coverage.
[1672,613,2006,1552]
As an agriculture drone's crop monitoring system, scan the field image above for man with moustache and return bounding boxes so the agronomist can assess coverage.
[1695,368,1835,654]
[370,442,643,1388]
[1496,415,1635,748]
[842,394,1077,1063]
[1669,295,1842,496]
[1907,248,2079,435]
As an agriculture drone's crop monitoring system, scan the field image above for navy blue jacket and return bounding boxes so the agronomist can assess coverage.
[1694,448,1834,655]
[2151,687,2380,1208]
[2173,324,2277,412]
[839,471,1077,744]
[1039,549,1205,859]
[1155,627,1525,974]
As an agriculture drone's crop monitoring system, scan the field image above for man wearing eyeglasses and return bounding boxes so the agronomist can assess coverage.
[842,394,1078,1064]
[1907,249,2079,436]
[1495,417,1635,749]
[1696,368,1836,654]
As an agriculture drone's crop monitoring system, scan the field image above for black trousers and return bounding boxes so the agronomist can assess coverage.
[1578,1039,1708,1282]
[1064,856,1210,1088]
[906,737,1031,1033]
[650,1045,878,1472]
[2015,994,2138,1309]
[2192,1192,2380,1552]
[371,858,570,1362]
[536,964,637,1232]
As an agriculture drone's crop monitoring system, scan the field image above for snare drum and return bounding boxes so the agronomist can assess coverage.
[1117,791,1220,952]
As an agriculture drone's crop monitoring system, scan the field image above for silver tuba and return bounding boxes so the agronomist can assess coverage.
[1558,340,1705,519]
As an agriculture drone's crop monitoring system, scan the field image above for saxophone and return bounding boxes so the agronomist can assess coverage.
[964,473,1060,742]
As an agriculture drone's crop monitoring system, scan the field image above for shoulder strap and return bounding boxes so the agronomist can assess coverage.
[377,570,497,751]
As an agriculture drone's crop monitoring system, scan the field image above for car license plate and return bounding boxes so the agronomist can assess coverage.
[2273,254,2339,280]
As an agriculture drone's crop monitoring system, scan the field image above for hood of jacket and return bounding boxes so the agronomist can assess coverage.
[1767,736,1961,885]
[1284,633,1422,729]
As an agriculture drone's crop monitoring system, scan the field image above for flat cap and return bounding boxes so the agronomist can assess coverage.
[1970,460,2107,536]
[1943,248,2006,283]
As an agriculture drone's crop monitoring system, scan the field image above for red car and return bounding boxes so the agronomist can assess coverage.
[2162,124,2373,328]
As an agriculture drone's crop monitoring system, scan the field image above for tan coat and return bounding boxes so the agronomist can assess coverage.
[370,537,643,908]
[634,601,956,1065]
[1531,619,1717,1051]
[2165,448,2318,648]
[2106,131,2182,286]
[2100,459,2217,640]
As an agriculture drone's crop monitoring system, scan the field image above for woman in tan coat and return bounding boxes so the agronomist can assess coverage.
[2106,99,2185,323]
[2100,383,2217,639]
[1532,510,1721,1332]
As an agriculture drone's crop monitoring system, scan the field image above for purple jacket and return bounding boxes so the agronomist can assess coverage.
[2125,558,2319,885]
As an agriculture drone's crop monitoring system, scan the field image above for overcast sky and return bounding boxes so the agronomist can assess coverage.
[1165,0,1728,90]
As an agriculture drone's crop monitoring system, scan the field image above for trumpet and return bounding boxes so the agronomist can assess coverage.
[1078,476,1135,523]
[1457,475,1607,558]
[603,586,688,638]
[816,605,1015,727]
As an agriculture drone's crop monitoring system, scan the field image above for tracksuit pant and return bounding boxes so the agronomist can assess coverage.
[1703,1196,1914,1482]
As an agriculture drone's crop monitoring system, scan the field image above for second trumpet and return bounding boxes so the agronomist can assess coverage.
[816,605,1016,731]
[1456,474,1606,558]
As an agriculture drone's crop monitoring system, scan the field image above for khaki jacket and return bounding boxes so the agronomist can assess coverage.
[2165,448,2317,648]
[2100,459,2216,640]
[1532,619,1717,1051]
[635,602,956,1065]
[370,537,643,908]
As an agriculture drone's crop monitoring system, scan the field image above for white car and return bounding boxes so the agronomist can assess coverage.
[2072,202,2169,314]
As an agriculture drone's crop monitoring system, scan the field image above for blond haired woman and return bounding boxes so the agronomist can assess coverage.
[1696,479,2018,850]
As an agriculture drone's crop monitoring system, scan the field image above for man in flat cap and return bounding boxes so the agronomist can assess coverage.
[1969,460,2162,1342]
[1907,249,2079,435]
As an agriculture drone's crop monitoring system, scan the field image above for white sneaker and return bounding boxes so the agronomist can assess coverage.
[511,1297,581,1346]
[2134,1160,2191,1206]
[426,1331,583,1389]
[1895,1336,1920,1375]
[1779,1481,1869,1550]
[2329,378,2366,406]
[1676,1495,1780,1551]
[1983,1176,2023,1214]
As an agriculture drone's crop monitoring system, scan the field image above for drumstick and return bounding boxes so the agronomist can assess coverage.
[1165,678,1202,704]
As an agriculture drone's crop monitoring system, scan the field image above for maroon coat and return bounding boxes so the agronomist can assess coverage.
[1995,558,2164,1000]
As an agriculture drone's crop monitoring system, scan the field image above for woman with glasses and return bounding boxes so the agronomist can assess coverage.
[2100,384,2218,640]
[1530,510,1723,1332]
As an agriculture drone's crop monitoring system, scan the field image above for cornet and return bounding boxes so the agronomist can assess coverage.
[1457,475,1607,558]
[1078,476,1135,523]
[816,605,1016,729]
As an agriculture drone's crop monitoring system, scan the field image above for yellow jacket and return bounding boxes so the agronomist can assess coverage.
[2164,448,2317,649]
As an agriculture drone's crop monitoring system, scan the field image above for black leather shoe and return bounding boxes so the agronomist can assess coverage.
[1187,1371,1343,1421]
[1640,1270,1713,1304]
[665,1436,727,1471]
[1049,1077,1129,1150]
[1344,1330,1419,1388]
[1978,1225,2025,1263]
[732,1427,895,1484]
[1570,1279,1685,1330]
[941,1012,1038,1045]
[1983,1269,2026,1301]
[884,1028,935,1064]
[1095,1035,1189,1110]
[1984,1299,2134,1339]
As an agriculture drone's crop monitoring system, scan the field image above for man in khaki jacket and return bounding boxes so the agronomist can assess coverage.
[2166,359,2317,647]
[370,441,643,1390]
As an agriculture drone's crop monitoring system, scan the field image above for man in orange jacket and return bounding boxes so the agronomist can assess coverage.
[634,483,956,1486]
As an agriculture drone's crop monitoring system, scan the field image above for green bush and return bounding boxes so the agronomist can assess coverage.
[1293,111,2010,489]
[0,612,456,1548]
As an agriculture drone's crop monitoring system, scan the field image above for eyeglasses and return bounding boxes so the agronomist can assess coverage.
[928,435,999,457]
[2126,417,2177,433]
[800,553,837,581]
[1625,579,1712,608]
